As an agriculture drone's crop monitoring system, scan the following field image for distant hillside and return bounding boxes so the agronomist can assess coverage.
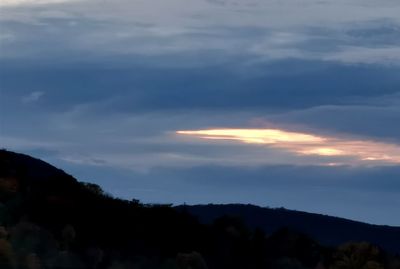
[178,204,400,253]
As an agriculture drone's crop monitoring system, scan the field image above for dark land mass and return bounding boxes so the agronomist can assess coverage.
[0,149,399,269]
[177,204,400,253]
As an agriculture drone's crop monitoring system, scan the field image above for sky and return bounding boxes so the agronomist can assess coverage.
[1,0,400,225]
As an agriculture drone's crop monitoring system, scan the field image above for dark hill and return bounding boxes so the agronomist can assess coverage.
[0,149,70,182]
[177,204,400,253]
[0,149,399,269]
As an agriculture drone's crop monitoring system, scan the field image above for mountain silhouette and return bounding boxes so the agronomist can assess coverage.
[0,149,399,269]
[177,204,400,253]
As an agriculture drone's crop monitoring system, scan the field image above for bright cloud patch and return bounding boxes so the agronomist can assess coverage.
[0,0,73,6]
[177,128,400,165]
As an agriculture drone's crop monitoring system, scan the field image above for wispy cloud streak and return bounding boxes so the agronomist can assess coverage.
[177,128,400,165]
[0,0,74,6]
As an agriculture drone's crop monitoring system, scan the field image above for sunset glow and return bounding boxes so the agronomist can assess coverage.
[177,128,400,165]
[177,129,325,144]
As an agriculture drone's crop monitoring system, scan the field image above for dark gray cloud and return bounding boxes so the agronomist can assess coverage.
[270,101,400,142]
[2,59,400,113]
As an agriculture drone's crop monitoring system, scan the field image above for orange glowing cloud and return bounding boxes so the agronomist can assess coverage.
[176,128,400,165]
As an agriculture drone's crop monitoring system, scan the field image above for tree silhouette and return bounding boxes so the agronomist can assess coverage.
[330,242,384,269]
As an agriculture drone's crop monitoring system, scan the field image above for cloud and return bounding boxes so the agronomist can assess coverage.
[21,91,45,103]
[1,0,400,65]
[0,32,15,42]
[2,59,399,116]
[323,46,400,65]
[268,95,400,142]
[0,0,75,7]
[177,128,400,166]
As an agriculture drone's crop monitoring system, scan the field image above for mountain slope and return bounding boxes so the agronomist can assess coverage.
[178,204,400,253]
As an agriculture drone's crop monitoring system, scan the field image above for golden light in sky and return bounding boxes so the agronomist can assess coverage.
[176,128,400,165]
[177,129,325,144]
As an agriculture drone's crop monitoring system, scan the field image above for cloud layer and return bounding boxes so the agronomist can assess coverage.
[1,0,400,225]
